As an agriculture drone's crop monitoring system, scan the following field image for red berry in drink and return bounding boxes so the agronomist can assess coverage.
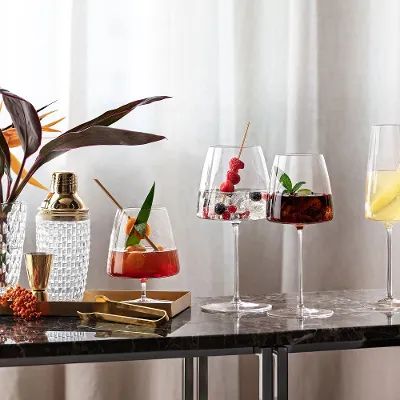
[222,211,231,220]
[228,205,237,213]
[220,181,234,193]
[229,157,245,171]
[202,207,210,219]
[226,170,241,185]
[262,193,268,200]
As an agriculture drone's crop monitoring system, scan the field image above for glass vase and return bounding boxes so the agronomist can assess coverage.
[0,201,27,292]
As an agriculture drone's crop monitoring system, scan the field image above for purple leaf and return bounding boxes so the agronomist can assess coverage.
[66,96,170,132]
[10,127,165,201]
[0,89,42,158]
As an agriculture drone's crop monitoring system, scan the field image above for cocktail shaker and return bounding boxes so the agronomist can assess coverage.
[36,172,90,301]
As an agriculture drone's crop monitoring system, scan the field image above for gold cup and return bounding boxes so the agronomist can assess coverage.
[25,252,53,302]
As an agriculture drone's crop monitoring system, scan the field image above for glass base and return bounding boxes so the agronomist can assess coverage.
[267,306,334,319]
[366,297,400,311]
[201,300,272,314]
[129,297,156,303]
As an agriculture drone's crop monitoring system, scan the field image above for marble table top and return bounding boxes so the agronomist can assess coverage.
[0,289,400,364]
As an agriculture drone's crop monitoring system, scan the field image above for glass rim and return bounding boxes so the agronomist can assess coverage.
[208,145,262,149]
[274,152,323,157]
[372,124,400,128]
[0,200,26,205]
[119,206,167,212]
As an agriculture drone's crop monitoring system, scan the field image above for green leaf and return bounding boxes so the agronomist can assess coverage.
[292,181,306,193]
[125,183,155,247]
[279,173,292,191]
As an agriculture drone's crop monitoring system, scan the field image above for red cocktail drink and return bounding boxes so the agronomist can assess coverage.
[107,249,180,279]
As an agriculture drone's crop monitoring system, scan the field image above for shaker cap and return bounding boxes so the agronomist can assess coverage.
[39,171,88,217]
[50,172,77,194]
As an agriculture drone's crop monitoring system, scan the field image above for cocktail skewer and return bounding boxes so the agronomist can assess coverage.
[94,178,159,251]
[220,122,250,209]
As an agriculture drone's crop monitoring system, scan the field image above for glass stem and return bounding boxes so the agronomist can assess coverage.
[140,279,147,302]
[386,224,393,300]
[297,226,304,311]
[232,222,241,305]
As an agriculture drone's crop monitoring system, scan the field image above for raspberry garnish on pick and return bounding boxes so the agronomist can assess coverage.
[228,158,245,171]
[226,170,241,185]
[220,181,234,193]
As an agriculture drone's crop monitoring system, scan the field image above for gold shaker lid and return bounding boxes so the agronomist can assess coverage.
[39,172,88,218]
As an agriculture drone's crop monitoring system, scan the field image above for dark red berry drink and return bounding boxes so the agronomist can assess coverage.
[267,193,333,224]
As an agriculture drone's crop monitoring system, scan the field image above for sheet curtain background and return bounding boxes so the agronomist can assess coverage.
[1,0,400,398]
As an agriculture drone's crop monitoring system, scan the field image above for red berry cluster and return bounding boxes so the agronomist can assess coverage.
[220,157,245,193]
[0,285,41,321]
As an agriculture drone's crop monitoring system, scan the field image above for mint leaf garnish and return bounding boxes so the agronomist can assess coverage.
[125,182,155,247]
[278,171,308,195]
[279,173,292,191]
[292,181,306,193]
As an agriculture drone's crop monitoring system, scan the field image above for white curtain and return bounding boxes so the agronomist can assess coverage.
[1,0,400,399]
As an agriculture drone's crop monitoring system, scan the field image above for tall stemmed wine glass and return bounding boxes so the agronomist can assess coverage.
[197,140,271,313]
[365,125,400,310]
[267,154,334,319]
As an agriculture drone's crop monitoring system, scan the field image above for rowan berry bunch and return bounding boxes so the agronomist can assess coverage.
[0,285,41,321]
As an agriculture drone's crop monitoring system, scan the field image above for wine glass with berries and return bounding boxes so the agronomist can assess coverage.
[267,153,334,319]
[197,124,272,313]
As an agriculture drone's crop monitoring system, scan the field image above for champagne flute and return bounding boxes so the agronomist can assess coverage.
[365,125,400,310]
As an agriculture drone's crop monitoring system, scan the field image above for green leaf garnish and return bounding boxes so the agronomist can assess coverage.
[125,182,155,247]
[278,171,308,195]
[279,173,292,191]
[292,181,306,193]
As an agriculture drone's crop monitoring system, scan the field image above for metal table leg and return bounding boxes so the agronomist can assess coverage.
[197,356,208,400]
[182,357,194,400]
[259,348,273,400]
[277,347,288,400]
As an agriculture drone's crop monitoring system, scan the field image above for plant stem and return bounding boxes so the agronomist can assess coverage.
[9,157,26,202]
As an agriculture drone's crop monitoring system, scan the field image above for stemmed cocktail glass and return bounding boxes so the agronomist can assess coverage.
[197,143,271,313]
[267,154,334,319]
[365,125,400,310]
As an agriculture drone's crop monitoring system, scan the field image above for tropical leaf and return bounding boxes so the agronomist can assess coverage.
[10,127,165,201]
[0,129,11,182]
[41,116,65,128]
[2,100,57,131]
[0,89,42,158]
[9,153,46,190]
[126,183,155,247]
[66,96,170,133]
[39,109,58,121]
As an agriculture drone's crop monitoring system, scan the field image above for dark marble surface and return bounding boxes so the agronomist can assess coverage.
[1,289,400,362]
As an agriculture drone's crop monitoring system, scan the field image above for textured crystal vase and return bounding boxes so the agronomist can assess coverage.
[0,202,27,292]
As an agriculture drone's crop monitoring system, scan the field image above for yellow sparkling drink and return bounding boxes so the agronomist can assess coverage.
[365,170,400,222]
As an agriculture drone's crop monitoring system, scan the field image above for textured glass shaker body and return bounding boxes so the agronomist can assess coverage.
[36,172,90,301]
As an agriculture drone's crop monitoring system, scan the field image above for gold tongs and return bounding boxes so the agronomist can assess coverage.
[77,295,169,327]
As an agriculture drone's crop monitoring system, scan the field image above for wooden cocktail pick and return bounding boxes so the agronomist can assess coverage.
[94,179,158,251]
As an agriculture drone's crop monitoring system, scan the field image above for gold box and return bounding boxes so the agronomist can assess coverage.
[0,290,191,318]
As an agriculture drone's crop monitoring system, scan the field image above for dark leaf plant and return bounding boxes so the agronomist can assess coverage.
[0,89,169,203]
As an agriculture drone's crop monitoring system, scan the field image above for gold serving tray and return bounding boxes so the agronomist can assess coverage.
[0,290,191,318]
